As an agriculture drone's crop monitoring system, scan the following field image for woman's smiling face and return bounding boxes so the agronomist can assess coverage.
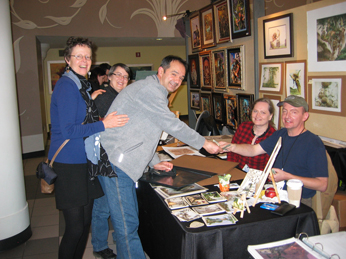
[65,45,92,77]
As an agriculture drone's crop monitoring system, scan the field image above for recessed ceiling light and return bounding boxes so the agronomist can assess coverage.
[156,38,163,41]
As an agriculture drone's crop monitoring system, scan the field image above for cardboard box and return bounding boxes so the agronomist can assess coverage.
[332,190,346,227]
[171,155,246,186]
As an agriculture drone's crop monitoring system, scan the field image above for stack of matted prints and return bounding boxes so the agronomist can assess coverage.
[153,184,238,226]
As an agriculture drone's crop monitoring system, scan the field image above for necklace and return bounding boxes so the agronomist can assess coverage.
[281,128,306,170]
[251,125,269,145]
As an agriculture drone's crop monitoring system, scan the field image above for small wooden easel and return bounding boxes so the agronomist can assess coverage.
[253,137,282,206]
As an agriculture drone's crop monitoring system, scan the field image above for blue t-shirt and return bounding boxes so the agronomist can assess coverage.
[260,128,328,199]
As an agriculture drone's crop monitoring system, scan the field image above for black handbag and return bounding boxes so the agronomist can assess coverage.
[36,139,70,185]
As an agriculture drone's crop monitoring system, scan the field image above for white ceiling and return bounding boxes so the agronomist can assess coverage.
[37,36,186,49]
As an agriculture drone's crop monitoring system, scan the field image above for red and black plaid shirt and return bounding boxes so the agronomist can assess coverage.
[227,121,276,170]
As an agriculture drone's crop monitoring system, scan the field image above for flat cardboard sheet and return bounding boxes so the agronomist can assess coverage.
[171,155,246,186]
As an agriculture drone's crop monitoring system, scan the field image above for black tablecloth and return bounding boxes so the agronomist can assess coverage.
[138,181,320,259]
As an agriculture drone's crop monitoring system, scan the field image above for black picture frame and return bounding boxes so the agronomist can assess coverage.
[236,93,254,125]
[212,92,225,123]
[229,0,251,39]
[190,90,201,110]
[263,13,293,59]
[188,54,200,88]
[201,92,213,115]
[224,94,238,129]
[227,47,242,88]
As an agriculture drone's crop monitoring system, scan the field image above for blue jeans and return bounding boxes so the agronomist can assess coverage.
[94,165,146,259]
[91,176,115,252]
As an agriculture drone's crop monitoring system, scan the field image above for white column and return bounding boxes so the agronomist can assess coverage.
[0,0,31,250]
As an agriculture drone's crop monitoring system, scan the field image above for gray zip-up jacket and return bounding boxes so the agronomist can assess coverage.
[101,75,205,182]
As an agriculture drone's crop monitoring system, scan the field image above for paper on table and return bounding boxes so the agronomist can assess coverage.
[162,146,205,159]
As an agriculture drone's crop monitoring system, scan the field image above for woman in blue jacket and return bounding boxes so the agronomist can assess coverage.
[48,36,128,259]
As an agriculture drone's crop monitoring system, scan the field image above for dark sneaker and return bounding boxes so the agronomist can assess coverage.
[93,248,117,259]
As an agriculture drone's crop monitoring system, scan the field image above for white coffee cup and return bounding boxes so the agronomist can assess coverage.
[286,179,303,208]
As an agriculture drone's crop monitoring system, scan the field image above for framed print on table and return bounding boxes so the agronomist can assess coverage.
[47,60,66,94]
[308,75,346,117]
[212,92,225,123]
[188,54,200,88]
[199,51,212,91]
[227,46,244,89]
[212,50,227,91]
[190,12,202,52]
[259,62,283,94]
[201,92,213,115]
[285,60,306,98]
[224,94,237,129]
[236,93,254,125]
[307,2,346,72]
[263,13,293,59]
[229,0,251,39]
[200,5,216,49]
[214,0,230,44]
[190,90,201,110]
[263,95,281,130]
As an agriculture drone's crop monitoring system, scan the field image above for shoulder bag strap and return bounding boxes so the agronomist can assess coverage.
[49,139,70,167]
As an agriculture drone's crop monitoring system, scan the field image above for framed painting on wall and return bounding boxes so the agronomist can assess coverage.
[229,0,251,39]
[224,94,237,129]
[214,0,230,44]
[199,51,212,91]
[212,50,227,91]
[236,93,254,125]
[200,5,216,49]
[263,94,281,130]
[190,12,202,52]
[188,54,200,88]
[212,92,225,123]
[201,92,213,115]
[47,60,66,94]
[127,64,153,80]
[190,90,201,110]
[259,62,283,94]
[227,46,244,89]
[285,60,306,98]
[263,13,293,59]
[307,2,346,72]
[308,75,346,117]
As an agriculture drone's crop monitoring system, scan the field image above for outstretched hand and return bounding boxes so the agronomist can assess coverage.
[202,140,223,154]
[102,111,129,129]
[91,89,105,100]
[153,161,173,172]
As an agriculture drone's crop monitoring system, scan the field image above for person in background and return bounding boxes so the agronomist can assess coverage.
[227,98,276,171]
[48,36,127,259]
[94,63,131,118]
[91,63,131,259]
[89,66,107,93]
[99,63,111,88]
[100,55,222,259]
[220,95,328,207]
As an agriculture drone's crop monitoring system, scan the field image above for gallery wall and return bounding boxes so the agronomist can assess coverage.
[258,0,346,142]
[10,0,210,154]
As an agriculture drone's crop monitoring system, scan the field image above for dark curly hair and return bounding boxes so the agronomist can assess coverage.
[64,36,93,62]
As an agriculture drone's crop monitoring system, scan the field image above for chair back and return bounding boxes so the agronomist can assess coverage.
[312,151,338,230]
[195,111,219,136]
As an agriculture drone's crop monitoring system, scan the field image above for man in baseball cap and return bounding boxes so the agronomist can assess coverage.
[220,95,328,208]
[277,95,309,112]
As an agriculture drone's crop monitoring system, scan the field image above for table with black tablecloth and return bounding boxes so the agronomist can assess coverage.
[138,181,320,259]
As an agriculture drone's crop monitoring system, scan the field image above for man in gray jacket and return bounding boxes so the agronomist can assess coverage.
[100,55,221,259]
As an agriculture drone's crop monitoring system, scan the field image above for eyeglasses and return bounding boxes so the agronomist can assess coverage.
[70,54,92,61]
[111,72,129,81]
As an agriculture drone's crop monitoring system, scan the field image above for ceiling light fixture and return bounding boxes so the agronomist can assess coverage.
[162,10,192,21]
